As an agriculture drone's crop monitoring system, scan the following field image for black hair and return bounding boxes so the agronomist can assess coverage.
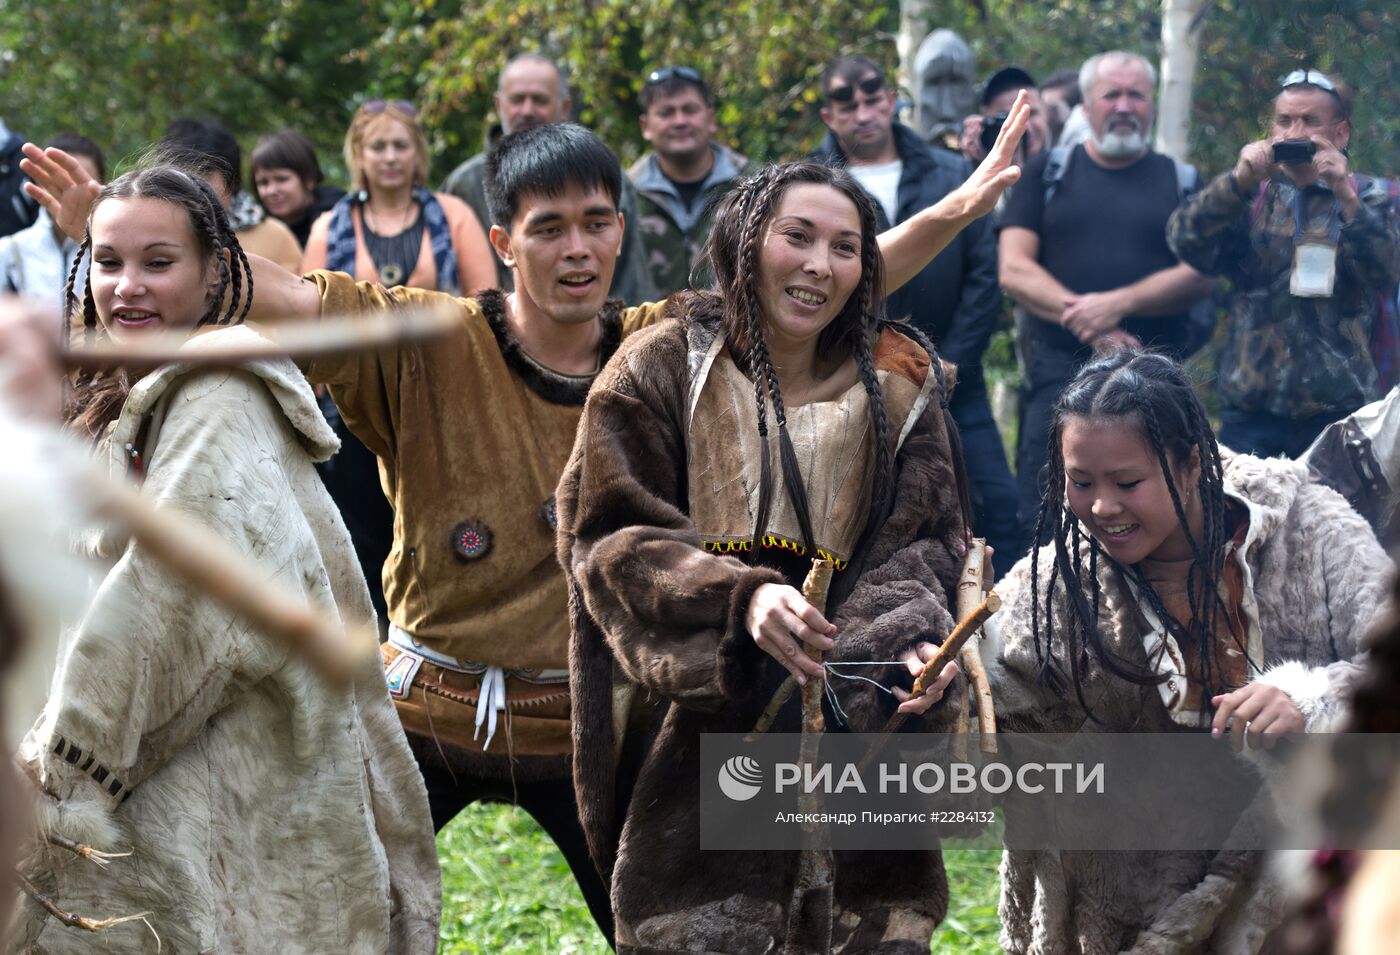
[483,122,622,231]
[1029,350,1232,717]
[700,159,972,559]
[47,133,106,182]
[1040,68,1082,108]
[249,128,324,186]
[63,155,254,437]
[819,55,888,99]
[639,71,713,111]
[162,117,241,195]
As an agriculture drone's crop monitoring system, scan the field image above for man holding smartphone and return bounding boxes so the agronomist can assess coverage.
[1169,70,1400,457]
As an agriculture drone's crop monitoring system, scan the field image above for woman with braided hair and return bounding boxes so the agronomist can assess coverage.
[10,154,440,952]
[986,349,1392,954]
[555,153,995,952]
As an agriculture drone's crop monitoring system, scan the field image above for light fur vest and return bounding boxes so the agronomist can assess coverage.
[985,453,1392,954]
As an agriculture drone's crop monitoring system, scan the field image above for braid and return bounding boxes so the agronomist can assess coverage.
[1029,349,1236,721]
[62,235,90,338]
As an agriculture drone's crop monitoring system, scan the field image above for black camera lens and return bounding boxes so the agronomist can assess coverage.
[1272,139,1317,165]
[980,111,1010,153]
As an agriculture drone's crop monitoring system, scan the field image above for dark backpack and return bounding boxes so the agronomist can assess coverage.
[1042,145,1217,357]
[0,132,37,238]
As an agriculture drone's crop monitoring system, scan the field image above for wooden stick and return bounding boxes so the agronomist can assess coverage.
[951,681,971,762]
[784,558,836,951]
[858,590,1001,773]
[903,591,1000,704]
[956,539,998,754]
[15,870,152,933]
[60,302,460,371]
[796,560,835,747]
[85,473,370,686]
[44,833,130,867]
[745,676,796,741]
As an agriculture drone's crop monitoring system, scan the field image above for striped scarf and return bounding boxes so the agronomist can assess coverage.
[325,187,459,294]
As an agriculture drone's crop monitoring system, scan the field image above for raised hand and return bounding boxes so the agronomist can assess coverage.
[946,89,1031,223]
[19,144,101,244]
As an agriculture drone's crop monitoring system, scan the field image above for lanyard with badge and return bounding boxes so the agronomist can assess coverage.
[1291,188,1341,298]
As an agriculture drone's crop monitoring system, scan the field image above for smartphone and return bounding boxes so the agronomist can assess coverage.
[1273,139,1317,165]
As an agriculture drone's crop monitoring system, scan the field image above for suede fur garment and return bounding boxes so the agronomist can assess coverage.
[304,273,667,765]
[558,298,970,954]
[986,453,1393,955]
[13,325,439,954]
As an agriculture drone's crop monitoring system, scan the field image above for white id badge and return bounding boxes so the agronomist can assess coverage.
[1291,242,1337,298]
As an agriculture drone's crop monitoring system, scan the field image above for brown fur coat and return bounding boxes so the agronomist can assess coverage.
[557,301,968,954]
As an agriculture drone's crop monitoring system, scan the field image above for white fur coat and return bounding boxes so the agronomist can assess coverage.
[12,326,440,953]
[986,453,1393,954]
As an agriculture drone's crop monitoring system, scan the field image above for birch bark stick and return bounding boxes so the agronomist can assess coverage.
[956,539,998,753]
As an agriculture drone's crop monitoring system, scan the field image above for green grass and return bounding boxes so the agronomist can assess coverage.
[437,804,1003,953]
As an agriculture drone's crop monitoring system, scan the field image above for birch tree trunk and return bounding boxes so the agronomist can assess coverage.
[897,0,936,112]
[1156,0,1201,161]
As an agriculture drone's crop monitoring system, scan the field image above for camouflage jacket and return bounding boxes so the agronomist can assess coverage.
[627,144,748,296]
[440,147,658,306]
[1168,171,1400,418]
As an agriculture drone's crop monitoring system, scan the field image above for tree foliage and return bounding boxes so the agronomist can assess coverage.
[0,0,1394,185]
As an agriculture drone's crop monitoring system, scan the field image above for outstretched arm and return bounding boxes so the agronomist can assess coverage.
[23,143,324,323]
[878,91,1029,294]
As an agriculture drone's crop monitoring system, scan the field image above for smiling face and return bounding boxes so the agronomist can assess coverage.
[490,182,623,326]
[1061,415,1202,565]
[88,196,218,340]
[358,115,419,193]
[754,183,864,353]
[640,86,717,165]
[253,166,315,221]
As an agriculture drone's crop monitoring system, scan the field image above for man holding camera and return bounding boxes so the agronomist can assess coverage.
[813,54,1024,560]
[961,66,1048,167]
[1169,70,1400,457]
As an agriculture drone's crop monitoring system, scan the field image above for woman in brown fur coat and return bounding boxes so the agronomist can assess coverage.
[556,150,1026,955]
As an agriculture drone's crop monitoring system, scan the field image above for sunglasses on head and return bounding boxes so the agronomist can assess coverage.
[1279,69,1338,94]
[646,66,703,86]
[363,99,419,117]
[826,76,886,103]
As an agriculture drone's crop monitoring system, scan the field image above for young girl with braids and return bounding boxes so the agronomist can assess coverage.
[555,158,985,953]
[987,349,1393,954]
[11,157,440,952]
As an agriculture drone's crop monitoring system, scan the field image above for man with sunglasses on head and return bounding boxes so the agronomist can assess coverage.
[441,51,656,303]
[813,54,1025,562]
[1169,69,1400,457]
[628,66,749,296]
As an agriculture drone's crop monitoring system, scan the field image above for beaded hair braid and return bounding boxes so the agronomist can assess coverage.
[1029,350,1238,718]
[63,163,254,437]
[705,161,907,555]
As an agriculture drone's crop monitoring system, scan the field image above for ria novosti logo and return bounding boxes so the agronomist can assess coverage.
[718,755,764,801]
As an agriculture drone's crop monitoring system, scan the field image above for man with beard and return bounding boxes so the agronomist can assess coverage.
[628,66,748,296]
[999,50,1212,534]
[441,52,655,302]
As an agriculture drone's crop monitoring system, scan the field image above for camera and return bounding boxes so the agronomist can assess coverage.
[1272,139,1317,165]
[980,111,1009,153]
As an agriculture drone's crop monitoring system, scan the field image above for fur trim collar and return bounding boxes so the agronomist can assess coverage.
[475,287,623,406]
[118,323,339,462]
